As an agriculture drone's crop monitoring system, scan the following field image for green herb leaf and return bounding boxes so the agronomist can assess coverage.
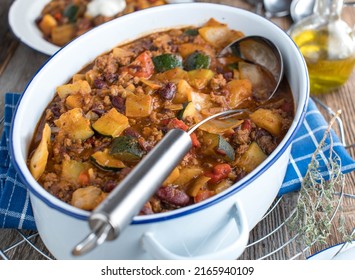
[64,4,79,23]
[184,29,199,36]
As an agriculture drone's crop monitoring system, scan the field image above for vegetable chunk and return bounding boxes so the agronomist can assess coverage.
[30,123,51,180]
[54,108,94,140]
[236,142,267,172]
[71,186,107,211]
[92,108,129,137]
[125,94,153,117]
[250,108,283,136]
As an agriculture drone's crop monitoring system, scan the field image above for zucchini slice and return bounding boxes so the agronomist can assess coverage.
[61,159,90,183]
[178,102,196,120]
[202,132,235,161]
[236,141,267,173]
[152,54,183,73]
[29,123,51,180]
[110,135,144,163]
[92,108,129,137]
[184,51,211,71]
[91,150,126,171]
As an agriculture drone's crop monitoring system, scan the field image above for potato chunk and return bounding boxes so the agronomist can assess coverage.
[51,24,75,46]
[250,108,283,136]
[92,108,129,137]
[30,123,51,180]
[226,79,253,108]
[71,186,107,211]
[56,80,91,99]
[54,108,94,140]
[38,14,57,36]
[125,94,152,117]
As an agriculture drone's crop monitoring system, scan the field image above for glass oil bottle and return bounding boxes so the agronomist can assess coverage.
[288,0,355,94]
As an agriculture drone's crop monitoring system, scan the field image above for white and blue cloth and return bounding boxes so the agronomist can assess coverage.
[1,93,354,230]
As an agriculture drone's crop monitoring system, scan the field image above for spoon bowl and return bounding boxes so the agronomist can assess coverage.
[219,35,284,102]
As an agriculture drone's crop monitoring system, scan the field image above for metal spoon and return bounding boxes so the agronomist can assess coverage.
[72,36,284,256]
[219,35,284,102]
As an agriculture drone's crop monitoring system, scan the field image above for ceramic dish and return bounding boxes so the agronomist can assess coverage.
[10,3,309,259]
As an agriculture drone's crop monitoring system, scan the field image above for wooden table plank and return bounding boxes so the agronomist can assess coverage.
[0,0,19,76]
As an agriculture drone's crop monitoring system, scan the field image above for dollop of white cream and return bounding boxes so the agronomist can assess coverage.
[86,0,126,17]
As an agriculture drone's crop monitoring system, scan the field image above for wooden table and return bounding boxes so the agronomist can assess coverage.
[1,0,354,260]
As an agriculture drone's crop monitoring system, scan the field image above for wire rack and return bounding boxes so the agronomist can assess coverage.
[0,99,354,260]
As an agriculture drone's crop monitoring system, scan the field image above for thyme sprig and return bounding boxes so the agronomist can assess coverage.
[288,110,354,248]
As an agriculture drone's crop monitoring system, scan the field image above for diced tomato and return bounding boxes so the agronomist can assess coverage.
[78,171,90,185]
[241,119,252,131]
[190,132,201,148]
[168,118,189,131]
[53,12,62,21]
[125,51,154,78]
[194,190,215,203]
[205,163,232,184]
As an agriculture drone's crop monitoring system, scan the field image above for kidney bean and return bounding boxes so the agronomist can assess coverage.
[158,82,176,100]
[103,180,117,193]
[138,137,153,152]
[50,103,62,118]
[140,202,154,215]
[124,127,141,138]
[156,186,191,207]
[111,95,125,114]
[223,71,233,81]
[94,77,107,89]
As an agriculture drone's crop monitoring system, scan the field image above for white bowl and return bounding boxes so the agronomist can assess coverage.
[9,0,58,56]
[10,3,309,259]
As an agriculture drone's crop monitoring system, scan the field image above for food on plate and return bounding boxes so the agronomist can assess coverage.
[28,18,294,214]
[35,0,166,46]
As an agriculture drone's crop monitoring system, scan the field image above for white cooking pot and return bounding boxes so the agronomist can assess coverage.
[10,3,309,259]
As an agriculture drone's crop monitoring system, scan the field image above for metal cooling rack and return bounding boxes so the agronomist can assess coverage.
[0,99,354,260]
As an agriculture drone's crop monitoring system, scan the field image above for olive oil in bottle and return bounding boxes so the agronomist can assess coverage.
[289,0,355,94]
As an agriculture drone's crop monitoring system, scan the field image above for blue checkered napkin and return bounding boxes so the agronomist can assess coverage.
[279,99,355,195]
[0,93,354,229]
[0,93,36,230]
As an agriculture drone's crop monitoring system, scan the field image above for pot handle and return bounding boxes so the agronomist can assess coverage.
[141,199,249,259]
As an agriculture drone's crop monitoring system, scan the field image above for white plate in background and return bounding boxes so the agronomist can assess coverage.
[9,0,58,56]
[8,0,194,56]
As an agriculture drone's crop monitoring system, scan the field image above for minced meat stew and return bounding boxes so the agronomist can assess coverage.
[36,0,166,46]
[28,18,294,214]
